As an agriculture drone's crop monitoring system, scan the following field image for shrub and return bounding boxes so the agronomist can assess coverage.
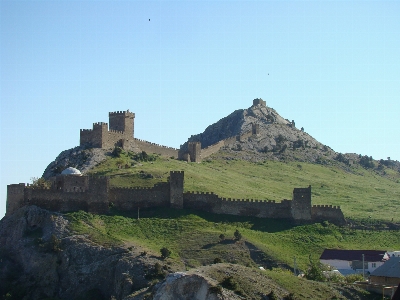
[220,276,239,291]
[160,247,171,259]
[345,273,364,283]
[219,234,225,242]
[213,257,222,264]
[267,291,279,300]
[305,255,326,282]
[359,155,374,169]
[112,146,123,158]
[48,234,62,253]
[234,229,242,241]
[30,177,51,189]
[209,285,222,295]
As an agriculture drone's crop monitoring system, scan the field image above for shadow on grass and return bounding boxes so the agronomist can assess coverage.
[108,207,297,233]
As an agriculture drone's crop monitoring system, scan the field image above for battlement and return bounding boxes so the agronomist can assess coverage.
[170,171,184,174]
[109,110,135,117]
[312,204,341,209]
[7,169,345,225]
[134,138,179,150]
[293,185,311,194]
[253,98,266,107]
[108,129,124,134]
[93,122,108,126]
[111,186,154,191]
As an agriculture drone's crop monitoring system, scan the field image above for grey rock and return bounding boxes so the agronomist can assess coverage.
[0,206,159,300]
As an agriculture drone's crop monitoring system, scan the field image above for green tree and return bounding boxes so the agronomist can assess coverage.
[112,146,123,157]
[219,233,225,242]
[305,255,326,282]
[160,247,171,259]
[30,177,51,189]
[234,229,242,241]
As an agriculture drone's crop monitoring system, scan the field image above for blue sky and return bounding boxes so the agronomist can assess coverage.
[1,0,399,218]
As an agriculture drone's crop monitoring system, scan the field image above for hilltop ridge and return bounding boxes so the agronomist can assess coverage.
[180,99,328,163]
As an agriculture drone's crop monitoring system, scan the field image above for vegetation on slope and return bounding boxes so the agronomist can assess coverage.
[67,209,398,299]
[87,149,400,221]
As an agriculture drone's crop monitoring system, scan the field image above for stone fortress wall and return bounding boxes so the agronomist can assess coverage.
[134,138,179,158]
[7,101,345,224]
[79,110,179,157]
[6,171,346,225]
[79,100,266,162]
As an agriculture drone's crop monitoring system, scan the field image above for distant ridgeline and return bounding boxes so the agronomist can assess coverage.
[6,169,345,225]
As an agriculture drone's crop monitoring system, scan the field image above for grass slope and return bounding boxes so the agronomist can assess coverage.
[88,150,400,221]
[67,209,397,299]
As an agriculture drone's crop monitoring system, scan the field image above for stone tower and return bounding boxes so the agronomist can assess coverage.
[169,171,184,209]
[6,183,26,216]
[252,123,260,135]
[253,98,266,107]
[291,185,312,221]
[188,142,201,163]
[109,110,135,138]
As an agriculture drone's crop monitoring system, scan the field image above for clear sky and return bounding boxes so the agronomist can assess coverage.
[1,0,399,218]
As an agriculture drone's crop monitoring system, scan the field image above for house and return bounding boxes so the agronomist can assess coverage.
[370,257,400,286]
[319,249,389,275]
[387,251,400,258]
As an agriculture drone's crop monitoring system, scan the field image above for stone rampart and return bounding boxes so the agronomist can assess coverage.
[311,205,346,225]
[201,141,225,159]
[6,170,346,225]
[134,138,179,158]
[183,192,293,219]
[109,182,170,211]
[26,188,108,214]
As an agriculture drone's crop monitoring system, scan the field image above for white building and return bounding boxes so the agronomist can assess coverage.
[320,249,389,276]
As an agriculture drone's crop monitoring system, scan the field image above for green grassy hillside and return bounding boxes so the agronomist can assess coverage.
[67,209,398,299]
[88,150,400,222]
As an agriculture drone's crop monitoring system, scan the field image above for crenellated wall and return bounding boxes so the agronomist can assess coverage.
[109,183,170,211]
[183,191,293,219]
[201,141,225,159]
[134,138,179,158]
[311,205,346,225]
[6,171,346,225]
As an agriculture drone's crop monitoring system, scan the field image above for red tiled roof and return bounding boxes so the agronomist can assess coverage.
[320,249,387,262]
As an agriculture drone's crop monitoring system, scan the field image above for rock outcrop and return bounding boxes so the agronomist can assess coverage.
[0,206,158,300]
[42,146,108,179]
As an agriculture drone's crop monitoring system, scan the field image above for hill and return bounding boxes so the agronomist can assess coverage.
[1,205,397,300]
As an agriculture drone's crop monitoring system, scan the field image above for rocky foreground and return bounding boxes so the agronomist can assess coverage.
[0,206,282,300]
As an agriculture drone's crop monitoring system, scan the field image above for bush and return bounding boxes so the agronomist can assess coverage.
[209,285,222,295]
[30,177,51,189]
[220,276,239,291]
[160,247,171,259]
[132,151,157,162]
[234,229,242,241]
[219,234,225,242]
[112,146,123,158]
[359,155,374,169]
[345,273,364,283]
[213,257,222,264]
[305,255,326,282]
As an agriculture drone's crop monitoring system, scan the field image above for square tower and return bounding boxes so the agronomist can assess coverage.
[188,142,201,162]
[109,110,135,138]
[253,98,266,107]
[291,185,312,221]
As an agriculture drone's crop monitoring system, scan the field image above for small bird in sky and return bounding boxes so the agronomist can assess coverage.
[149,19,150,21]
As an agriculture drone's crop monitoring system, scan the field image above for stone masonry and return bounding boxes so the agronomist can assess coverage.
[6,171,346,225]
